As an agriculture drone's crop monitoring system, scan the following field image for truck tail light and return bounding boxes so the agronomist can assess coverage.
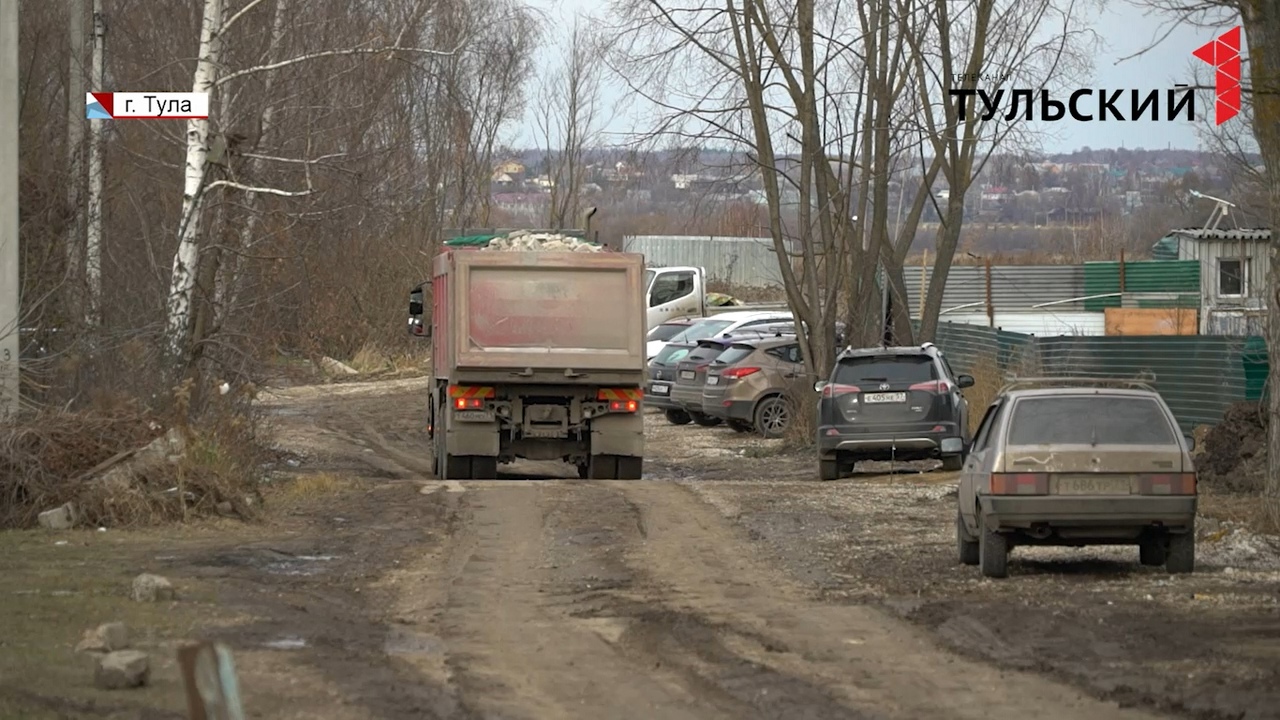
[449,385,494,409]
[821,383,860,398]
[1137,473,1196,495]
[989,473,1049,495]
[720,366,760,379]
[608,400,639,412]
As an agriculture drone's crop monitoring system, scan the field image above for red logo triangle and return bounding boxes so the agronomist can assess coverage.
[1192,38,1217,66]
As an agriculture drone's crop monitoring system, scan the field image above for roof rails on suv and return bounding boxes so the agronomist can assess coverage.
[996,376,1159,394]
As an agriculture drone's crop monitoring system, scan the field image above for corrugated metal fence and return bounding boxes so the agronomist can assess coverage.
[623,235,784,288]
[921,320,1269,433]
[901,264,1086,314]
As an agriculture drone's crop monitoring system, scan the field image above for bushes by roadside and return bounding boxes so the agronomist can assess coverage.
[0,378,273,530]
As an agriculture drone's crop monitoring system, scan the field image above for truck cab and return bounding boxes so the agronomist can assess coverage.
[645,265,707,330]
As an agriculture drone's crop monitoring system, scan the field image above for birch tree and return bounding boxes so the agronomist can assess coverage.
[64,0,86,322]
[163,0,462,363]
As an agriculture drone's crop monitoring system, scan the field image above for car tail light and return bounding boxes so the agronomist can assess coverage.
[821,383,860,398]
[989,473,1049,495]
[1137,473,1196,495]
[909,380,952,393]
[721,366,761,379]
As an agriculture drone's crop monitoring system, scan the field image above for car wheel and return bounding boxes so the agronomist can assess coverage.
[819,457,839,481]
[957,510,979,566]
[978,509,1009,578]
[664,408,692,425]
[753,395,789,438]
[1166,528,1195,574]
[940,454,964,472]
[728,419,753,433]
[1139,536,1167,566]
[689,411,722,427]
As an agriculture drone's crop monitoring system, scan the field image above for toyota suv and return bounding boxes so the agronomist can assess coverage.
[701,333,806,437]
[815,343,974,480]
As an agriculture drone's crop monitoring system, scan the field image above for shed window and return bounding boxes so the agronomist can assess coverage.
[1218,258,1247,297]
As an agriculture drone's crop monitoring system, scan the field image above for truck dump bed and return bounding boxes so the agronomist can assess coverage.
[433,250,647,375]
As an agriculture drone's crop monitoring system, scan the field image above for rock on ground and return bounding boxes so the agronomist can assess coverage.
[94,650,150,689]
[38,502,77,530]
[130,573,175,602]
[75,622,130,654]
[320,356,359,376]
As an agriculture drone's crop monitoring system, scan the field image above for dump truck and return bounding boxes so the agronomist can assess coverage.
[409,230,648,480]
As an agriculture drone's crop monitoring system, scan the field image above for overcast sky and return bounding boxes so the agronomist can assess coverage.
[515,0,1241,154]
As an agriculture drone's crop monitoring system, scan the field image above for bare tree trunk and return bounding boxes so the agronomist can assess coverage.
[1243,1,1280,524]
[85,0,105,328]
[65,0,85,321]
[164,0,225,359]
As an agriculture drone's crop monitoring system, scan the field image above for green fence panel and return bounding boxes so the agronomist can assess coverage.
[924,321,1268,432]
[1082,260,1200,310]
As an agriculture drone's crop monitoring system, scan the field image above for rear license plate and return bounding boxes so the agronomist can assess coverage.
[863,392,906,404]
[706,376,719,385]
[454,410,495,422]
[1055,475,1131,495]
[651,384,670,395]
[679,370,695,380]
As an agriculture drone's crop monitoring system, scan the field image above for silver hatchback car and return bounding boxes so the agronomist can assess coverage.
[956,378,1198,579]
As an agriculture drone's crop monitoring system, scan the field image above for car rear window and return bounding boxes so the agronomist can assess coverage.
[647,322,691,342]
[834,355,936,385]
[684,342,729,364]
[652,344,694,365]
[678,319,733,342]
[711,344,755,366]
[1006,396,1179,446]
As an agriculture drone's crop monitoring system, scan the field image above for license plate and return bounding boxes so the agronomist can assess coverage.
[679,370,695,380]
[706,376,719,385]
[651,384,670,395]
[454,410,495,422]
[863,392,906,404]
[1055,475,1131,495]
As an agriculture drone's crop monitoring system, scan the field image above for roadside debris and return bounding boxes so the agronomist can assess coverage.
[94,649,150,689]
[38,502,77,530]
[75,622,130,655]
[319,356,359,376]
[130,573,175,602]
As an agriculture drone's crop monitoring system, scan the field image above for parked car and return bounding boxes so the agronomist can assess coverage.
[814,343,975,481]
[646,341,697,425]
[668,328,790,427]
[701,333,807,437]
[645,309,793,361]
[646,318,700,361]
[955,377,1199,578]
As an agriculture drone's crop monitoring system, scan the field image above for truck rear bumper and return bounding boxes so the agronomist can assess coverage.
[980,495,1197,533]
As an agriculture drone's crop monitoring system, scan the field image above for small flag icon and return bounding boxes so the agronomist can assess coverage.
[86,92,111,119]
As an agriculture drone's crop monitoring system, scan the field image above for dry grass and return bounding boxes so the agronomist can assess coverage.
[963,352,1007,435]
[274,472,345,502]
[780,390,817,453]
[346,341,428,377]
[0,379,274,530]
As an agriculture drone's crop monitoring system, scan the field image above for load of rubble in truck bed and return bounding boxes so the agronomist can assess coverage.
[480,230,604,252]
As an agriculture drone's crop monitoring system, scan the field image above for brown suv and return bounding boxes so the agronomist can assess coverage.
[701,334,806,437]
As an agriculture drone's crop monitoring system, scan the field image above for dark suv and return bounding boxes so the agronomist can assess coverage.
[814,343,975,480]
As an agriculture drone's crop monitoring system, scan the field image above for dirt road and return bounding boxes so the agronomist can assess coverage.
[5,376,1277,719]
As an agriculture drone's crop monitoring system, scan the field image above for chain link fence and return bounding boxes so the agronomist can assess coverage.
[920,321,1269,433]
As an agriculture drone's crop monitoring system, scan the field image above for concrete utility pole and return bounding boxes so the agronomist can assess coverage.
[0,0,21,420]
